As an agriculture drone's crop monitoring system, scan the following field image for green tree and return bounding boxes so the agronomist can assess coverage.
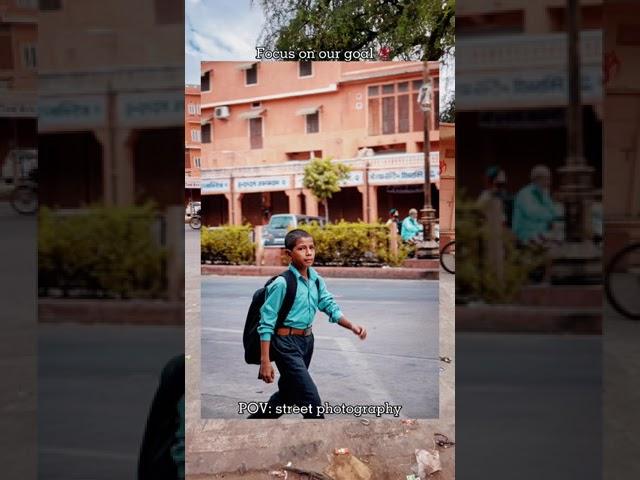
[253,0,455,61]
[440,97,455,123]
[303,157,351,222]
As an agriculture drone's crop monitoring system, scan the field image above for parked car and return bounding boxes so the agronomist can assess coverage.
[262,214,326,247]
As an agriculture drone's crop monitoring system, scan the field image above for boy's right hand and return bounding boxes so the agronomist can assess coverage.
[259,361,275,383]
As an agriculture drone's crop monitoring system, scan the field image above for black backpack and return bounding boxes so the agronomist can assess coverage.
[243,269,319,364]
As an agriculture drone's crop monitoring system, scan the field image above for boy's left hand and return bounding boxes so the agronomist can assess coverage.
[351,324,367,340]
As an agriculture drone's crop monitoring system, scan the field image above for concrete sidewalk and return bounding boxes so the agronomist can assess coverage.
[202,264,439,280]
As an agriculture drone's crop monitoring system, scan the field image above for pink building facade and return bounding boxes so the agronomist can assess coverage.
[185,84,201,206]
[198,61,443,227]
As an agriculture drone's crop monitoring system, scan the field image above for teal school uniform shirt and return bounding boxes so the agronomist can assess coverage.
[257,264,344,341]
[401,216,423,241]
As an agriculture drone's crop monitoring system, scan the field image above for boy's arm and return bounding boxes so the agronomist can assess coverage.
[259,340,275,383]
[318,279,367,340]
[257,279,285,384]
[317,277,344,323]
[337,317,367,340]
[257,278,286,341]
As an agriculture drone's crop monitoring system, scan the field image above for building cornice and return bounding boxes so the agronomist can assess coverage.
[201,84,339,109]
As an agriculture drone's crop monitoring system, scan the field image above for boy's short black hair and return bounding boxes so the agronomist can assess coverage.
[285,229,314,250]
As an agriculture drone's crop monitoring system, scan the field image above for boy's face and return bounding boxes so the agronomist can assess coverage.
[287,236,315,267]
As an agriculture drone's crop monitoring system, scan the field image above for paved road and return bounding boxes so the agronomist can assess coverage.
[457,332,602,480]
[39,325,184,480]
[0,201,37,478]
[201,275,439,419]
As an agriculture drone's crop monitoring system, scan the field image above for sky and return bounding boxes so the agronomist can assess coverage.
[185,0,265,84]
[184,0,454,108]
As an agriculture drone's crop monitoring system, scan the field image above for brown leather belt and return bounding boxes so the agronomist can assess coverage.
[276,327,313,336]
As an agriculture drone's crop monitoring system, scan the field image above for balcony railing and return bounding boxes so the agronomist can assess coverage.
[200,152,428,180]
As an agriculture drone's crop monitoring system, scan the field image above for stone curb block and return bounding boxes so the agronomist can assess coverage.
[201,264,439,280]
[455,305,601,334]
[39,299,184,325]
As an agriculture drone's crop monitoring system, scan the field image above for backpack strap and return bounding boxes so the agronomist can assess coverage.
[274,269,297,329]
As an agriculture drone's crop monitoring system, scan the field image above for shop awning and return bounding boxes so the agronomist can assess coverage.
[295,106,321,116]
[238,108,265,120]
[235,62,257,71]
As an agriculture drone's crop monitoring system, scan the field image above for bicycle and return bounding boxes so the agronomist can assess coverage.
[10,181,38,215]
[440,240,455,274]
[605,241,640,320]
[189,214,202,230]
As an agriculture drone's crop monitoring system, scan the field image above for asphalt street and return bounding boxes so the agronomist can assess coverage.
[200,275,440,419]
[38,325,184,480]
[0,201,37,478]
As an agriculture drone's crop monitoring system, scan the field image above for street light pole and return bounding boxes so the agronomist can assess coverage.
[416,60,439,258]
[551,0,601,284]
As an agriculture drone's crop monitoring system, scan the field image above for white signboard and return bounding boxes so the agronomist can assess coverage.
[235,175,290,192]
[39,96,106,130]
[118,92,183,127]
[185,177,201,189]
[369,168,424,185]
[458,67,602,110]
[201,179,230,194]
[0,94,36,118]
[369,165,439,185]
[340,171,364,187]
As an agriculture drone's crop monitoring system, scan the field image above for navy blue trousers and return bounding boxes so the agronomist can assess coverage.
[249,334,324,419]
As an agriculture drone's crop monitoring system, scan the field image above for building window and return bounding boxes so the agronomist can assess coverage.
[154,0,184,25]
[249,117,263,149]
[185,152,191,169]
[201,71,211,92]
[194,157,201,168]
[18,0,38,8]
[0,36,14,69]
[39,0,61,10]
[382,96,396,135]
[196,104,201,114]
[397,94,410,133]
[245,64,258,85]
[188,103,196,115]
[201,124,211,143]
[299,61,313,77]
[368,79,430,136]
[306,112,319,134]
[190,129,200,142]
[21,44,36,69]
[457,10,524,36]
[251,101,261,109]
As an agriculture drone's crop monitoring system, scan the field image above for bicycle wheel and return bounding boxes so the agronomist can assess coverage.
[189,216,202,229]
[605,243,640,320]
[440,240,455,274]
[10,185,38,215]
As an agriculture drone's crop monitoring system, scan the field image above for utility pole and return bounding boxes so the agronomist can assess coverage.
[551,0,601,284]
[416,60,439,258]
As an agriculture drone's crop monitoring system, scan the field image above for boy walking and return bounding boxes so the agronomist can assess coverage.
[249,229,367,419]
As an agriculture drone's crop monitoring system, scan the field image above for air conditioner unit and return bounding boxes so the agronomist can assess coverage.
[214,106,230,119]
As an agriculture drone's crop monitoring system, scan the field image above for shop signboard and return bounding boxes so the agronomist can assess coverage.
[39,95,106,130]
[201,178,230,194]
[235,175,290,192]
[118,91,183,127]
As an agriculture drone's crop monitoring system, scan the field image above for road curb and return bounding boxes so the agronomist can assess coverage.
[455,304,601,334]
[201,264,439,280]
[39,298,184,325]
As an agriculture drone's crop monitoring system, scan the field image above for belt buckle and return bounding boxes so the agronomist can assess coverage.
[304,328,312,336]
